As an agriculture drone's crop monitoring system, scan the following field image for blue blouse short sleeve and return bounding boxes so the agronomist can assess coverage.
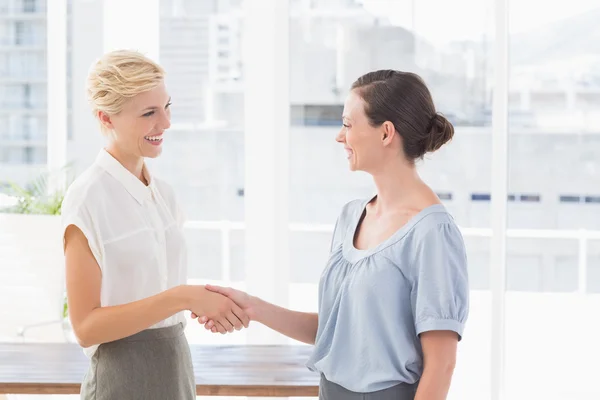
[411,222,469,340]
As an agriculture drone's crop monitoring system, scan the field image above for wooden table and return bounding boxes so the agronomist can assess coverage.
[0,343,320,397]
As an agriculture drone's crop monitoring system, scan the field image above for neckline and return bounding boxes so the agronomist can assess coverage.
[343,196,447,262]
[96,149,155,204]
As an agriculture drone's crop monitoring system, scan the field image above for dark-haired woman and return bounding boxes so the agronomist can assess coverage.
[195,70,469,400]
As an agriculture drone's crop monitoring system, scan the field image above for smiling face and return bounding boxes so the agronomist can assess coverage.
[99,81,171,159]
[87,50,170,161]
[346,70,455,167]
[336,89,389,172]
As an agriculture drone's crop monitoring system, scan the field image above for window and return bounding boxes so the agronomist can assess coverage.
[12,20,38,46]
[584,196,600,204]
[14,22,25,45]
[23,0,36,13]
[290,105,343,127]
[23,84,31,108]
[152,3,247,337]
[507,1,600,397]
[1,2,598,399]
[560,195,581,203]
[471,193,491,201]
[23,146,33,163]
[519,193,540,202]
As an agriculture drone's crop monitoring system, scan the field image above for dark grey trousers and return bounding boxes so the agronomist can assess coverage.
[80,323,195,400]
[319,374,417,400]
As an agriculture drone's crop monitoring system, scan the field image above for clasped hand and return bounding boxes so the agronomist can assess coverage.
[190,284,254,334]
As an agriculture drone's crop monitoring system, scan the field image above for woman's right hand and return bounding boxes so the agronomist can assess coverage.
[184,285,250,334]
[191,285,258,333]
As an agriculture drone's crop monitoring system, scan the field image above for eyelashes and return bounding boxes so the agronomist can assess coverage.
[142,102,172,118]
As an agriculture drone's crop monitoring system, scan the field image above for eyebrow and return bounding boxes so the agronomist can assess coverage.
[142,97,171,111]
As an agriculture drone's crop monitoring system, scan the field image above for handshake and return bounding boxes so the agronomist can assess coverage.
[188,284,256,334]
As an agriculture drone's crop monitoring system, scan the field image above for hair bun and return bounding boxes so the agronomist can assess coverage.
[425,113,454,153]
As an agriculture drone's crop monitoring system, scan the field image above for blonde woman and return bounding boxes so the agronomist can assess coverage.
[61,50,249,399]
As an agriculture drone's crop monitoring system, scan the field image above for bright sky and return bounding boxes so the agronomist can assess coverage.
[359,0,599,45]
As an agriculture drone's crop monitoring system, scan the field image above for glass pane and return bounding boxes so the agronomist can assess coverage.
[507,1,600,398]
[152,1,244,221]
[153,0,246,345]
[184,228,222,281]
[505,240,593,398]
[0,1,65,187]
[0,0,68,345]
[507,238,578,293]
[289,1,493,399]
[289,0,495,228]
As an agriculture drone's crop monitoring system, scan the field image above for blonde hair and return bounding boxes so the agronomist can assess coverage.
[86,50,165,132]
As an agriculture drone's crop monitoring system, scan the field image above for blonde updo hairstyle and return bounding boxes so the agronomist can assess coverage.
[86,50,165,134]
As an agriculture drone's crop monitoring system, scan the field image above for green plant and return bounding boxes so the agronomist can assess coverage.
[1,167,73,321]
[0,166,72,215]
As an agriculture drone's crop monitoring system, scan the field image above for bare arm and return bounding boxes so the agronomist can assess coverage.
[196,285,319,345]
[65,225,248,347]
[414,331,458,400]
[252,298,318,345]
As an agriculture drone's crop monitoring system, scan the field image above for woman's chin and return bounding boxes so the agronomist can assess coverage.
[143,147,163,158]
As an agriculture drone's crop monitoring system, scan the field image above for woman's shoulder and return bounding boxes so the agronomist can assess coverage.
[411,205,459,236]
[62,165,105,214]
[378,204,461,254]
[402,206,465,254]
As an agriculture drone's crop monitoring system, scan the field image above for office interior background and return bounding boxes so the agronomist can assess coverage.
[0,0,599,399]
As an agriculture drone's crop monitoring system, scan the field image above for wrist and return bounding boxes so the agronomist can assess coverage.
[171,284,194,312]
[249,295,265,323]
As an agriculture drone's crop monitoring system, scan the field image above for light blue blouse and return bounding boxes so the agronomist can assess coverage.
[306,198,469,393]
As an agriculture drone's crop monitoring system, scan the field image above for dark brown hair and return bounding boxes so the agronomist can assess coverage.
[351,70,454,161]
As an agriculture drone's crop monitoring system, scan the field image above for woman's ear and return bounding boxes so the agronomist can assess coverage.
[382,121,395,145]
[98,111,114,131]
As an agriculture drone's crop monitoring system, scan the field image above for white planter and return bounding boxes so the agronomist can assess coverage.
[0,214,67,342]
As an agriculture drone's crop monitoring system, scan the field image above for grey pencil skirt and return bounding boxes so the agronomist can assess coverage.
[80,322,195,400]
[319,375,417,400]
